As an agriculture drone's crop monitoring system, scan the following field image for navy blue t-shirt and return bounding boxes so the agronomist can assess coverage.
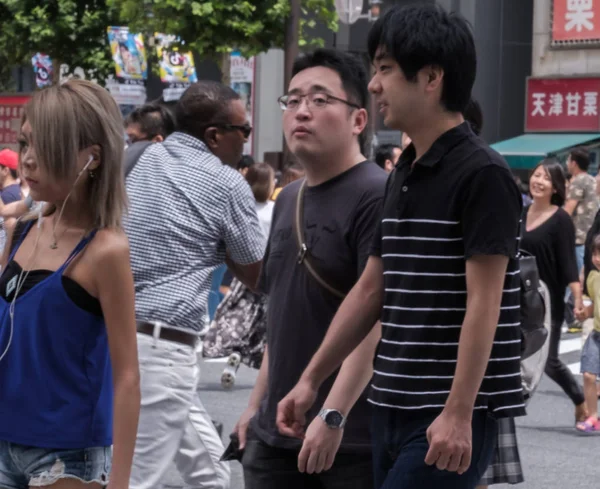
[0,184,22,204]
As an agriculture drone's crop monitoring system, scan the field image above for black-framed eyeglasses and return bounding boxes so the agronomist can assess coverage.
[215,122,252,139]
[278,92,361,111]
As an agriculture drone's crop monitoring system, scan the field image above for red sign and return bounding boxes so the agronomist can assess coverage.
[552,0,600,42]
[0,95,29,148]
[525,77,600,132]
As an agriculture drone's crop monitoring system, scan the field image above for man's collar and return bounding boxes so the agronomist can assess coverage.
[397,121,473,170]
[171,131,210,152]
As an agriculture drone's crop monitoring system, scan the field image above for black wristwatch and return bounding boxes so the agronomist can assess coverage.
[318,408,347,429]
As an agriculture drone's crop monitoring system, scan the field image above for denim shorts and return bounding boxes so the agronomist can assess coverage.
[581,330,600,375]
[0,441,111,488]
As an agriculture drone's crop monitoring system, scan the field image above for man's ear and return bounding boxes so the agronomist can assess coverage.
[204,127,220,151]
[352,108,369,138]
[152,135,164,143]
[423,65,444,93]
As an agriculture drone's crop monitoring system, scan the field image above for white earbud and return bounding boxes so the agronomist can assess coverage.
[78,154,94,177]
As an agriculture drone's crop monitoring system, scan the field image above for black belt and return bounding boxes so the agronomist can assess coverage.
[136,321,198,347]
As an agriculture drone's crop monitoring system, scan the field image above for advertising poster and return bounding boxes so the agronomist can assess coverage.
[230,52,255,155]
[31,53,53,88]
[106,26,147,105]
[155,33,198,102]
[0,96,29,149]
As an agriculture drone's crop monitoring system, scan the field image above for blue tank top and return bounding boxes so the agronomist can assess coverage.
[0,222,112,449]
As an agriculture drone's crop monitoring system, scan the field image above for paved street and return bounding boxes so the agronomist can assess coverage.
[186,333,598,489]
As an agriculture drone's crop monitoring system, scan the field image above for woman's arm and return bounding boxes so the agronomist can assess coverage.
[95,230,140,489]
[557,211,583,315]
[0,196,31,219]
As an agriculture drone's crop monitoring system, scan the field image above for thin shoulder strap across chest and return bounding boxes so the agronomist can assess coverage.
[58,230,98,274]
[293,180,346,299]
[7,220,35,264]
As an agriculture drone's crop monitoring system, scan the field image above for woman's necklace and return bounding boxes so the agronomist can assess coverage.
[50,214,71,250]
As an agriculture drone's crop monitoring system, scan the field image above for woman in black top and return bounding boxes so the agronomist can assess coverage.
[521,158,587,422]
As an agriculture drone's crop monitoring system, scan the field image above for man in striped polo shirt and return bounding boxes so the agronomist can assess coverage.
[276,5,525,489]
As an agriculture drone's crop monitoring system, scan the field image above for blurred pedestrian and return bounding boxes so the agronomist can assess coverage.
[125,102,176,145]
[374,143,401,173]
[203,162,275,386]
[521,158,587,423]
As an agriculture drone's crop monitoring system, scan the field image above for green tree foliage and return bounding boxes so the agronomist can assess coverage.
[0,0,118,88]
[109,0,338,59]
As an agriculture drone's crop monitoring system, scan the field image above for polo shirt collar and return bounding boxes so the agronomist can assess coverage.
[398,121,473,169]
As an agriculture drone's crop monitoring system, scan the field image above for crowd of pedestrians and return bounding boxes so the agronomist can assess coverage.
[0,3,599,489]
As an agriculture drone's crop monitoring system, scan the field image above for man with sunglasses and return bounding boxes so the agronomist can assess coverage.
[125,81,265,489]
[234,49,386,489]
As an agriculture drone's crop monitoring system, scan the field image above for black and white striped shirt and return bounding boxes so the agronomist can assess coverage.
[124,132,266,332]
[369,122,526,418]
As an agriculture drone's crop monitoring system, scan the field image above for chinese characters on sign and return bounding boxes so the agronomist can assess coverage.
[0,96,29,149]
[526,77,600,132]
[552,0,600,42]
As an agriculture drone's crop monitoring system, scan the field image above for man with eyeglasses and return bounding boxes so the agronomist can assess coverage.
[233,48,386,489]
[125,81,265,489]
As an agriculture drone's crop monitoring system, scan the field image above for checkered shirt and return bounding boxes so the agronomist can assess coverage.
[479,417,524,485]
[123,132,266,333]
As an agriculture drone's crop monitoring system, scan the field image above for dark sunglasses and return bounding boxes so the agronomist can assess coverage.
[216,123,252,139]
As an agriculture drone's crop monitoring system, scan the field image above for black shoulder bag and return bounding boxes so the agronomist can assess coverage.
[519,250,548,360]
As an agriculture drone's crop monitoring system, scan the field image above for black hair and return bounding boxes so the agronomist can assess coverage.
[368,3,476,113]
[463,99,483,136]
[125,103,176,140]
[292,49,370,154]
[375,143,400,169]
[9,169,17,179]
[592,234,600,255]
[175,81,240,142]
[569,147,590,172]
[532,158,566,207]
[238,154,255,171]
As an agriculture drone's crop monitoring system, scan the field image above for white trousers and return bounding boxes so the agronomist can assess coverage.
[130,332,231,489]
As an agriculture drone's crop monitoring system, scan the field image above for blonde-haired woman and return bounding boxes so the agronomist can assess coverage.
[0,80,140,489]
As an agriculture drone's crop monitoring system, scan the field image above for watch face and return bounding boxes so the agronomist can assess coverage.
[325,410,344,427]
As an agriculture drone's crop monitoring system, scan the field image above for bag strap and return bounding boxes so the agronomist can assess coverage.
[124,141,153,179]
[294,180,346,299]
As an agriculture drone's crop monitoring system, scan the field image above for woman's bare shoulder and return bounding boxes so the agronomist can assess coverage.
[87,228,130,263]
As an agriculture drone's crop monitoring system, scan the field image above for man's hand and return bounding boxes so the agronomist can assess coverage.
[276,379,318,438]
[424,409,472,474]
[298,417,343,474]
[233,405,258,450]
